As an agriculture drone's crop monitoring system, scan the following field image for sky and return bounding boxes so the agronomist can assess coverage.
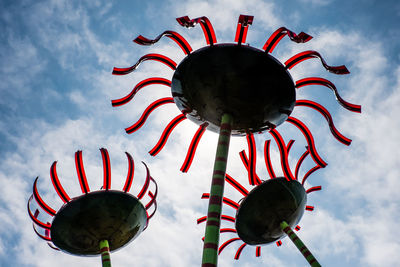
[0,0,399,266]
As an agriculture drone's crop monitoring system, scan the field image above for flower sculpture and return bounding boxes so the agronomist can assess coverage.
[27,148,157,266]
[111,14,360,266]
[199,131,325,266]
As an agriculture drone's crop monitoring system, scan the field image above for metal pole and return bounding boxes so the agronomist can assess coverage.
[99,240,112,267]
[201,113,233,267]
[280,221,321,267]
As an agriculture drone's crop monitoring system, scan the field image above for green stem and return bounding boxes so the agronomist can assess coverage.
[99,240,112,267]
[201,113,233,267]
[280,221,321,267]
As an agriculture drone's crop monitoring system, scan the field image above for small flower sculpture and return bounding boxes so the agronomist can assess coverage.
[27,148,157,266]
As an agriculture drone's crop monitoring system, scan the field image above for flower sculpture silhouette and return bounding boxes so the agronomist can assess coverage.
[27,148,157,266]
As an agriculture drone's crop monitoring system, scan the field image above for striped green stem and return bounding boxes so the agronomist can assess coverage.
[201,113,233,267]
[280,221,321,267]
[99,240,112,267]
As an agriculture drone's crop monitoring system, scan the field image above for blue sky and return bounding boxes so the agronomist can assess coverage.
[1,0,399,266]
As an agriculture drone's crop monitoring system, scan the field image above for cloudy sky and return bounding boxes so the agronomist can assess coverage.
[1,0,399,266]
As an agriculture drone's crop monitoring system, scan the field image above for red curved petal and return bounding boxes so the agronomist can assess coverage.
[269,129,295,181]
[123,152,134,193]
[263,27,312,53]
[296,100,352,146]
[286,117,328,168]
[176,16,217,45]
[234,243,247,260]
[239,150,262,185]
[219,238,241,255]
[302,165,321,185]
[180,123,208,173]
[235,15,253,44]
[100,148,111,190]
[112,54,176,75]
[264,140,276,179]
[306,185,322,194]
[296,77,361,113]
[285,50,350,74]
[50,162,70,203]
[149,114,187,156]
[111,77,171,107]
[137,162,151,199]
[225,173,248,196]
[125,97,174,134]
[27,196,51,230]
[75,150,90,194]
[295,148,310,180]
[33,177,56,216]
[134,31,192,55]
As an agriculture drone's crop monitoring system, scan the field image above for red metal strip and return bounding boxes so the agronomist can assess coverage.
[285,50,350,75]
[176,16,217,45]
[123,152,135,193]
[263,27,312,53]
[302,165,322,185]
[256,246,261,257]
[75,150,90,194]
[111,77,171,107]
[295,225,301,231]
[145,176,158,210]
[32,223,51,241]
[137,162,151,199]
[27,196,51,230]
[234,243,247,260]
[220,228,237,234]
[296,77,361,113]
[246,133,258,185]
[306,205,314,211]
[296,100,352,145]
[218,238,241,255]
[276,240,282,246]
[264,140,276,179]
[225,173,248,196]
[50,161,70,203]
[239,151,262,185]
[306,186,322,194]
[149,114,187,156]
[287,117,327,168]
[286,139,295,154]
[133,31,192,55]
[269,129,295,181]
[100,148,111,190]
[125,97,174,134]
[295,148,310,180]
[112,54,176,75]
[33,177,56,216]
[146,191,157,220]
[234,15,254,44]
[180,123,208,172]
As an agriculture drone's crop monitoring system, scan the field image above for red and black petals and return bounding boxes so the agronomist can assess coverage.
[264,140,276,179]
[32,223,52,242]
[75,150,90,194]
[269,129,295,181]
[149,114,187,156]
[296,100,352,146]
[234,243,247,260]
[133,31,192,55]
[50,161,70,203]
[137,162,151,199]
[286,117,327,168]
[306,186,322,194]
[125,97,175,134]
[296,77,361,113]
[285,50,350,74]
[263,27,312,53]
[235,15,254,45]
[176,16,217,45]
[295,148,310,180]
[27,196,51,230]
[180,122,208,173]
[33,177,56,216]
[239,151,262,185]
[122,152,135,193]
[219,238,241,255]
[225,173,248,196]
[302,165,321,185]
[112,54,176,75]
[100,148,111,190]
[111,78,171,107]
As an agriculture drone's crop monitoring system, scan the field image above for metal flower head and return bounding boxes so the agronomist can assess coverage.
[111,14,361,173]
[27,148,157,265]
